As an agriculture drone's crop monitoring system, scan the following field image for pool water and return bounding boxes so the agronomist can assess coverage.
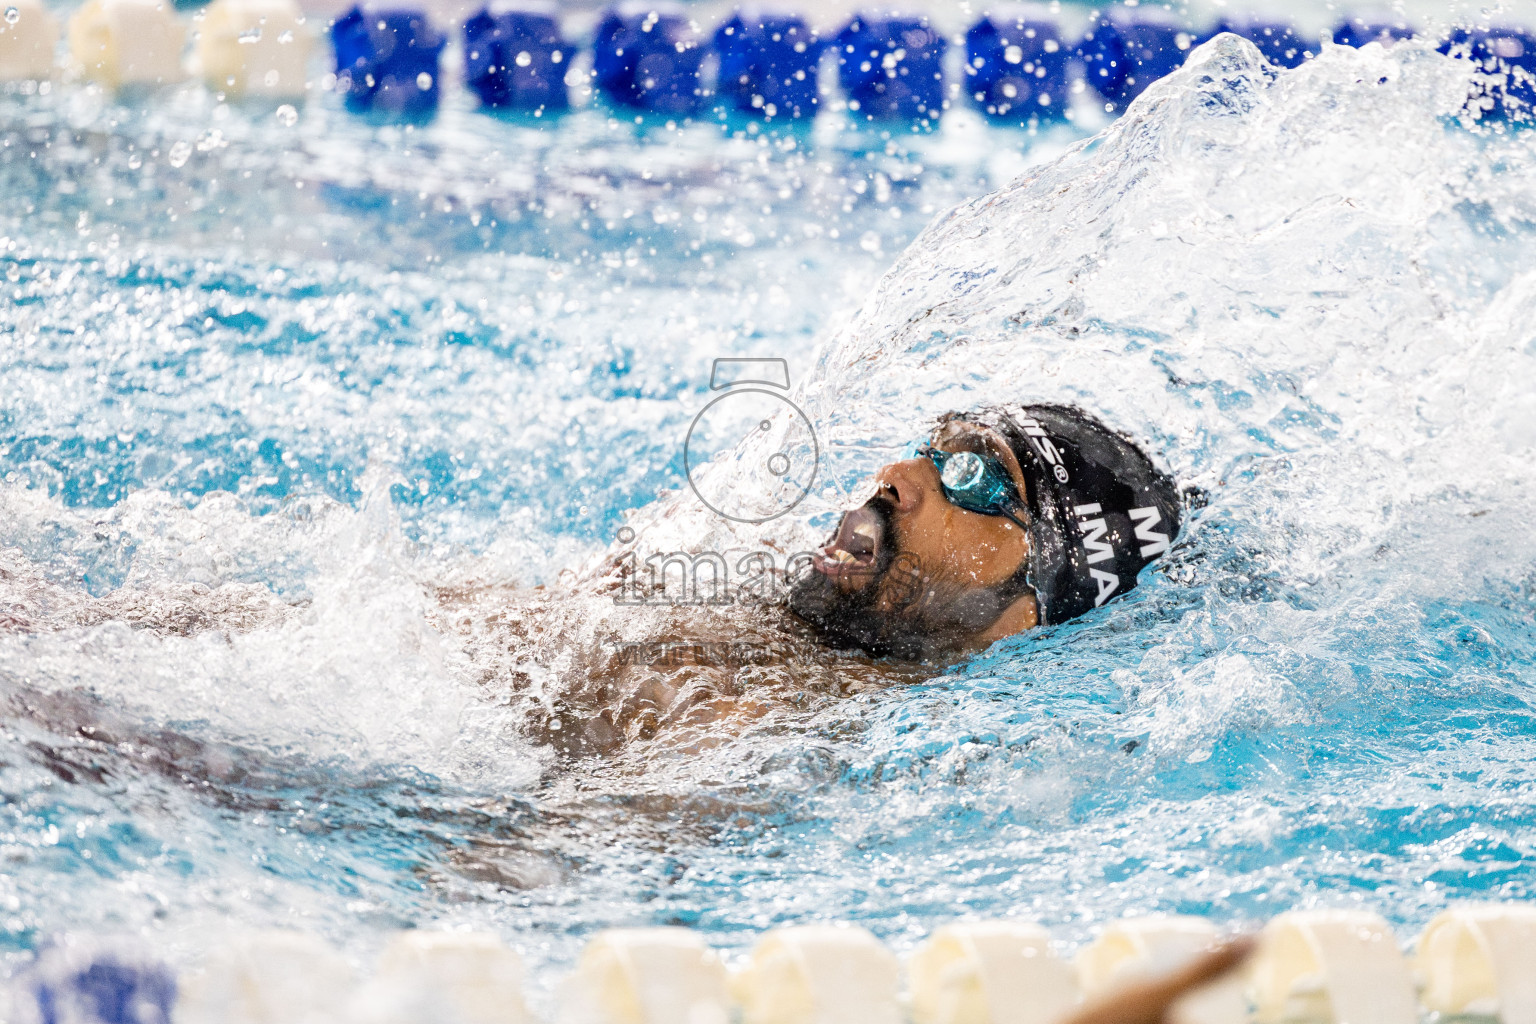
[2,24,1536,1011]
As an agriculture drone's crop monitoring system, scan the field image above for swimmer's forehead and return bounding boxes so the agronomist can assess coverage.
[930,416,1010,458]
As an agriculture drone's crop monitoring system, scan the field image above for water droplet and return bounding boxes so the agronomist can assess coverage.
[275,104,298,127]
[167,140,191,168]
[277,29,293,44]
[514,50,531,67]
[416,71,432,90]
[4,7,20,24]
[238,26,261,43]
[263,69,280,87]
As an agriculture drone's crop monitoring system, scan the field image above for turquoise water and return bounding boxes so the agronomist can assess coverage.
[3,31,1536,1007]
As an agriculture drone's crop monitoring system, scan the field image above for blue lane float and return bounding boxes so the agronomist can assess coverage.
[714,10,821,119]
[1210,14,1315,69]
[1076,6,1188,109]
[1332,11,1416,48]
[964,7,1070,123]
[835,12,946,122]
[331,5,446,115]
[305,2,1536,128]
[1440,25,1536,121]
[463,7,569,111]
[21,949,176,1024]
[593,2,708,115]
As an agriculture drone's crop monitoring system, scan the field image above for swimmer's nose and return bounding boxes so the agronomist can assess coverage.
[874,458,937,513]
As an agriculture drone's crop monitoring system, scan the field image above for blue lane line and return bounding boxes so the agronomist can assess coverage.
[320,4,1532,124]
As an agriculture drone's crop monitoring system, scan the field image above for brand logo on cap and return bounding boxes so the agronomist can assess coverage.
[1014,411,1070,483]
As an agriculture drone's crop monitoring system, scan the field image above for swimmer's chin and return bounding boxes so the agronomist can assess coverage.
[786,560,1038,662]
[785,568,929,661]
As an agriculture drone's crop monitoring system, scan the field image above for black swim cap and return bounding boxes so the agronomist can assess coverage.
[979,405,1183,625]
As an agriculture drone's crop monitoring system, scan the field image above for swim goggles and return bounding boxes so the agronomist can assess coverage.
[904,443,1030,532]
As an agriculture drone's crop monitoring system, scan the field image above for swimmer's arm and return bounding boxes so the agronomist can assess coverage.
[1054,938,1255,1024]
[0,547,296,637]
[89,581,298,636]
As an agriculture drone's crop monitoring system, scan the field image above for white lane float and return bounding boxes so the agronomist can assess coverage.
[1249,910,1417,1024]
[194,0,311,98]
[349,931,531,1024]
[557,927,731,1024]
[173,929,356,1024]
[733,924,901,1024]
[67,0,185,87]
[14,905,1536,1023]
[1415,903,1536,1024]
[1076,916,1246,1024]
[908,920,1080,1024]
[0,0,58,81]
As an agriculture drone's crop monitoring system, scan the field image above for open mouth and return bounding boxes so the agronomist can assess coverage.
[813,504,886,579]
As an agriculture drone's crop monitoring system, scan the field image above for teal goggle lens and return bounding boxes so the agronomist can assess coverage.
[904,443,1026,523]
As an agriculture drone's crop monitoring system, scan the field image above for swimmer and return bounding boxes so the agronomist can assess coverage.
[788,404,1184,658]
[0,403,1185,763]
[0,402,1188,914]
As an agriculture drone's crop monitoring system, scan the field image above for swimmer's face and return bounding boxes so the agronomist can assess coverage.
[789,418,1035,657]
